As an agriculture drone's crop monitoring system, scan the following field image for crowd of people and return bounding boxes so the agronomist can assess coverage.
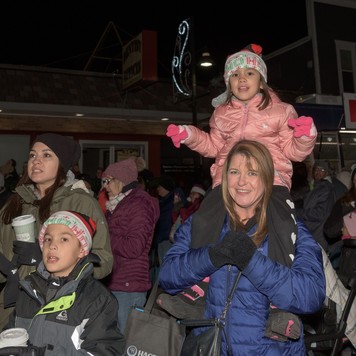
[0,132,211,354]
[0,42,355,355]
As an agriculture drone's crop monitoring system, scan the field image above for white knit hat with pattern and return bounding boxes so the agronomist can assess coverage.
[212,44,267,108]
[39,210,96,255]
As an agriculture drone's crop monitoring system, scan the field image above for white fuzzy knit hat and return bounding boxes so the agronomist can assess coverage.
[190,184,206,197]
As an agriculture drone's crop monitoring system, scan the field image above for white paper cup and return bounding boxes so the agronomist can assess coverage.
[0,328,29,347]
[11,214,36,242]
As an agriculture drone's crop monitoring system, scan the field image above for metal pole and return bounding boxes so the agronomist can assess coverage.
[190,18,197,127]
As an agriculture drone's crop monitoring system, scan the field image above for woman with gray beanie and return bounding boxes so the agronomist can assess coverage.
[0,133,113,331]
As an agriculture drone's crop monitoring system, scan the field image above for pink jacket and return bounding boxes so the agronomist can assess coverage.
[184,92,316,190]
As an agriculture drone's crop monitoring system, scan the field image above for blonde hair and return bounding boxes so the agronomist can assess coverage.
[221,140,274,246]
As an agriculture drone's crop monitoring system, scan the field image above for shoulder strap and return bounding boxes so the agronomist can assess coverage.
[179,271,242,327]
[144,280,159,313]
[219,271,242,322]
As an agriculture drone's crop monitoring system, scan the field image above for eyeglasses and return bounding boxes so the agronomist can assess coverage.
[102,177,112,185]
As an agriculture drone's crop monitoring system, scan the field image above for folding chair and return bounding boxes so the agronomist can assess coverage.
[304,271,356,355]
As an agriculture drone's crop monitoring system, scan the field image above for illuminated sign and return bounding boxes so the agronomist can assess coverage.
[343,92,356,129]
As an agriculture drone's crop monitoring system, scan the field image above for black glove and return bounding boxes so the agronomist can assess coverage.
[3,269,20,308]
[13,240,42,266]
[208,230,256,270]
[265,306,301,341]
[0,252,20,308]
[0,252,17,277]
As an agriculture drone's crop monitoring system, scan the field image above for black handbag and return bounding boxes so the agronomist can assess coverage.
[179,272,242,356]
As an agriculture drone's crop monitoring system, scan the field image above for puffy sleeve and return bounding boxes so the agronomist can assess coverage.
[79,290,125,355]
[183,109,227,159]
[159,216,219,294]
[243,220,326,314]
[276,103,317,162]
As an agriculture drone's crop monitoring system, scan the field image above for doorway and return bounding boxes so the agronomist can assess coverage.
[79,140,148,177]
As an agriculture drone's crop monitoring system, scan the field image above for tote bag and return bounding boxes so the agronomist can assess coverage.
[124,281,186,356]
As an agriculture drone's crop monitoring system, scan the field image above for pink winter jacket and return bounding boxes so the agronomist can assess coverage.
[184,92,316,190]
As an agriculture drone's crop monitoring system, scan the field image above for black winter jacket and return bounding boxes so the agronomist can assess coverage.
[6,255,125,355]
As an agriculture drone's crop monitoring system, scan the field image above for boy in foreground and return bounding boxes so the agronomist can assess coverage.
[6,210,125,355]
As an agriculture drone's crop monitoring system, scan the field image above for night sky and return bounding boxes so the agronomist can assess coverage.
[0,2,307,78]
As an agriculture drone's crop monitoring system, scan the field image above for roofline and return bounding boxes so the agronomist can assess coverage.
[0,101,208,124]
[312,0,356,9]
[264,36,311,61]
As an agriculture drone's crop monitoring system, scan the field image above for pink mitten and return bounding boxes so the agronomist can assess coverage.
[288,116,316,138]
[166,124,188,148]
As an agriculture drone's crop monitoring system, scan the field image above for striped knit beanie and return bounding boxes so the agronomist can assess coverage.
[38,210,96,255]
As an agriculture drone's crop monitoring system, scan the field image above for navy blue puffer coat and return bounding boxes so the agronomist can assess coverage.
[159,218,325,355]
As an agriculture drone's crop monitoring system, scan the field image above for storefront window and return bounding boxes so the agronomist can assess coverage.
[314,131,356,172]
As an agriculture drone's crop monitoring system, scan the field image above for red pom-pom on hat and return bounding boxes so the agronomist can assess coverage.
[242,44,263,56]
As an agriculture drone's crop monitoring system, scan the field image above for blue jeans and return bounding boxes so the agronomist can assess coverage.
[112,291,147,333]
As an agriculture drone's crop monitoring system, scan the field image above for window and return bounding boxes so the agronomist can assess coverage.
[314,131,356,172]
[335,41,356,94]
